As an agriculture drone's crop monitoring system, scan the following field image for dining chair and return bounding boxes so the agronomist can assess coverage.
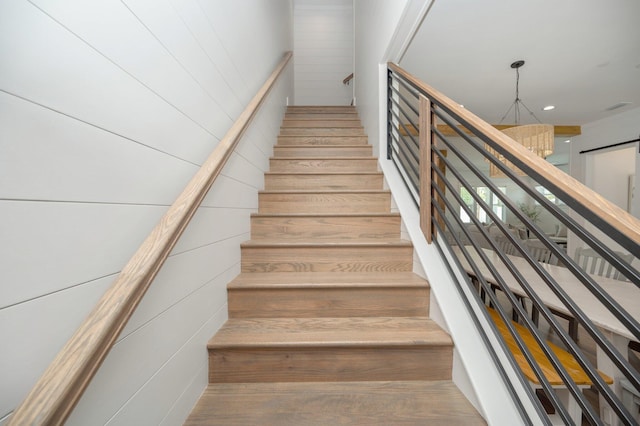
[535,247,635,341]
[494,234,519,256]
[574,247,634,281]
[524,239,558,265]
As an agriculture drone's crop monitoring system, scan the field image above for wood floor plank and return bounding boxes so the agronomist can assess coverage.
[184,381,486,426]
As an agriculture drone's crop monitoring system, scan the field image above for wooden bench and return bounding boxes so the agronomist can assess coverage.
[488,308,613,423]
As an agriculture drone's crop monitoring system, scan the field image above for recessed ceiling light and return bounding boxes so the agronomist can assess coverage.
[542,105,555,111]
[564,139,571,143]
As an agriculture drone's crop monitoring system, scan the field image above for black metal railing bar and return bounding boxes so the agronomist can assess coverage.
[386,63,640,425]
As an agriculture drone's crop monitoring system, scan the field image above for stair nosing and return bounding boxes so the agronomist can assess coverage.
[274,144,370,148]
[270,156,377,160]
[228,276,428,289]
[241,239,413,248]
[277,136,367,139]
[208,317,452,349]
[264,172,382,175]
[250,212,400,217]
[259,189,390,194]
[228,272,428,289]
[208,341,449,349]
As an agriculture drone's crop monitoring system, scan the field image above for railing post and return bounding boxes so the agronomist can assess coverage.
[419,94,433,242]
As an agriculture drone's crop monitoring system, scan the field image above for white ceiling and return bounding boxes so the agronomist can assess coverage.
[401,0,640,127]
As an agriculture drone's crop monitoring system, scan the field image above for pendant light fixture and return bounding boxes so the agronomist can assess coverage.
[488,60,554,177]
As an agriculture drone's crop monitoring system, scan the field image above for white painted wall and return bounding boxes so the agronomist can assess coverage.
[0,0,293,424]
[355,1,539,424]
[567,107,640,255]
[353,0,408,155]
[571,107,640,214]
[293,0,353,105]
[586,147,635,211]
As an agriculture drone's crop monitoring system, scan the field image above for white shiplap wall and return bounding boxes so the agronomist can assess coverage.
[293,0,353,105]
[0,0,293,424]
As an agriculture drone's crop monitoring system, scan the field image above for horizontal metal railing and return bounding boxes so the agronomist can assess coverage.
[388,62,640,425]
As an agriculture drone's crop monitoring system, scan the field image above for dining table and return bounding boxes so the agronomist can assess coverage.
[450,245,640,425]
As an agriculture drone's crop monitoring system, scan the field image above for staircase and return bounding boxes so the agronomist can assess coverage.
[184,106,485,425]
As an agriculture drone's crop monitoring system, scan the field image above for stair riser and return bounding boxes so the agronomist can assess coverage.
[264,174,383,190]
[251,215,400,239]
[269,158,378,173]
[273,146,372,157]
[281,120,362,128]
[228,287,429,318]
[280,128,365,137]
[258,193,391,214]
[209,347,452,383]
[284,113,360,120]
[241,245,413,273]
[277,136,368,146]
[287,106,356,114]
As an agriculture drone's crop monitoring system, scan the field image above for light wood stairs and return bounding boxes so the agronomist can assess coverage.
[184,106,485,425]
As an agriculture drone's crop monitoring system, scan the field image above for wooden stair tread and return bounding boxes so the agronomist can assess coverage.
[280,128,366,136]
[228,272,428,289]
[281,120,363,127]
[208,317,452,348]
[284,114,361,120]
[275,144,369,147]
[274,143,371,150]
[251,212,399,217]
[241,239,412,247]
[259,189,389,194]
[271,156,376,160]
[488,308,613,386]
[287,106,357,112]
[265,171,382,176]
[184,381,486,426]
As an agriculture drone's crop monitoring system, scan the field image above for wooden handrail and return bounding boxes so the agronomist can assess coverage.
[388,62,640,250]
[343,73,354,85]
[9,51,293,426]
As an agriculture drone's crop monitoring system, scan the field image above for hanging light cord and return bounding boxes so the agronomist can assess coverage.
[498,63,544,125]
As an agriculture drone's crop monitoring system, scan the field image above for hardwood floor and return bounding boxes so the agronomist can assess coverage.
[184,106,485,425]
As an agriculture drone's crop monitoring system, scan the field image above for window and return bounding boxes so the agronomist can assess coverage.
[460,186,507,223]
[535,186,565,205]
